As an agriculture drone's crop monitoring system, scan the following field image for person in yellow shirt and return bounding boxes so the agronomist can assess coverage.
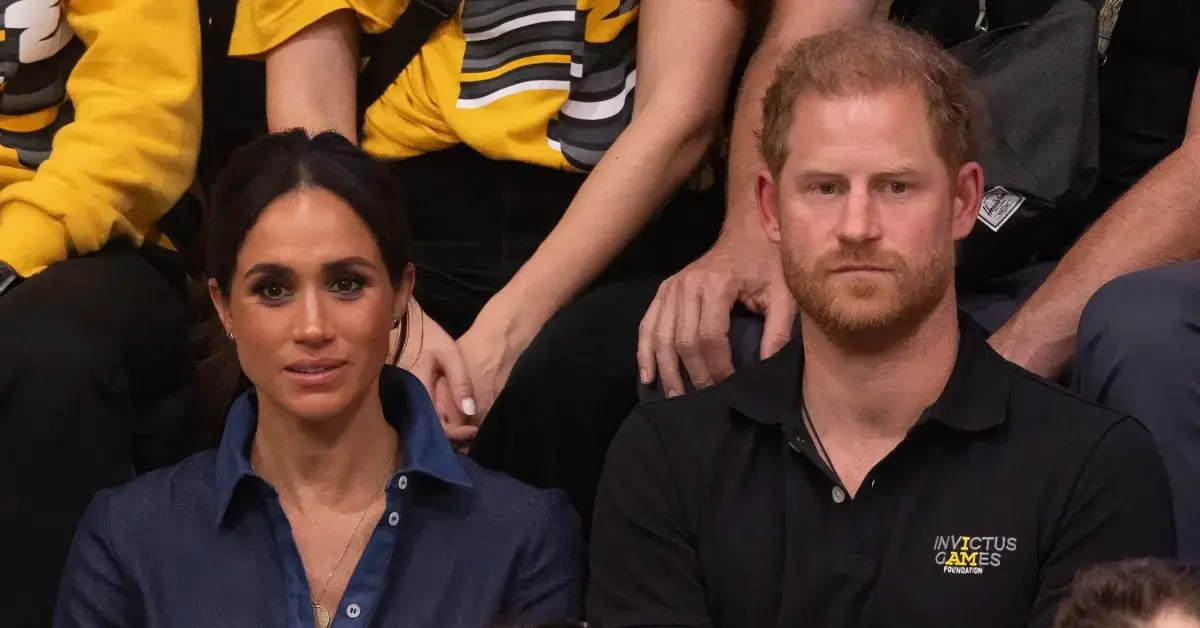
[0,0,201,625]
[229,0,746,498]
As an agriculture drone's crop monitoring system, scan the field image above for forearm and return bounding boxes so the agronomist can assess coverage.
[488,113,718,339]
[724,36,786,247]
[999,141,1200,368]
[264,10,358,140]
[722,0,877,249]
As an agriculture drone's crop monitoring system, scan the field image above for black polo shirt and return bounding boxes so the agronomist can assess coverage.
[588,318,1176,628]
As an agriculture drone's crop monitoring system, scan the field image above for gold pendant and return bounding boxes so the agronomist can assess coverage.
[313,602,333,628]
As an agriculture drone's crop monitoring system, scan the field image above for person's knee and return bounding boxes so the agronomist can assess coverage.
[1077,265,1198,363]
[0,314,126,422]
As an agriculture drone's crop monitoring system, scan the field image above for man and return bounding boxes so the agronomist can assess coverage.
[640,0,1200,563]
[589,24,1175,628]
[0,0,201,625]
[465,0,871,536]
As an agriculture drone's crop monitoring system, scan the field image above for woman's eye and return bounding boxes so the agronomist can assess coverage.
[257,283,289,301]
[331,277,364,293]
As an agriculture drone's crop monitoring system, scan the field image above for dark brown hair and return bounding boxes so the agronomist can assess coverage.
[757,22,985,177]
[1054,558,1200,628]
[196,130,414,424]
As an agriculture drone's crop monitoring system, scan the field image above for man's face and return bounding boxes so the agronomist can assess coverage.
[757,86,981,340]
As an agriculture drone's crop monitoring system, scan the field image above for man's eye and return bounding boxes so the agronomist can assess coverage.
[888,181,909,194]
[817,182,839,195]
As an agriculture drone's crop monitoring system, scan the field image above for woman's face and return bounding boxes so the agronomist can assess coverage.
[210,187,413,424]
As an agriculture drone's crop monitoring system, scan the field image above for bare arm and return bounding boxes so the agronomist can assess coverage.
[457,0,749,415]
[476,0,746,346]
[264,10,359,140]
[990,74,1200,377]
[637,0,877,395]
[723,0,880,248]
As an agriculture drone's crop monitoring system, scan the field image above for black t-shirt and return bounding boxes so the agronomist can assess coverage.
[891,0,1200,256]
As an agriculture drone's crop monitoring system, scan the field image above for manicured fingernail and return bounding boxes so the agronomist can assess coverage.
[461,397,477,416]
[639,369,649,384]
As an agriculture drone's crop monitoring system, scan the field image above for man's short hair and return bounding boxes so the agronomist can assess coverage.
[757,22,984,177]
[1053,558,1200,627]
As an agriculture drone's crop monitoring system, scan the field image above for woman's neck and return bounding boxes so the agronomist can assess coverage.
[250,390,399,513]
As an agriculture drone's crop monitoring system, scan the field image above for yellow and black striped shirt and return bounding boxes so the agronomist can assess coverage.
[231,0,640,172]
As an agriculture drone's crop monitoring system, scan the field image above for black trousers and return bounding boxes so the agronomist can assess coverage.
[390,146,722,532]
[0,242,190,628]
[395,146,722,337]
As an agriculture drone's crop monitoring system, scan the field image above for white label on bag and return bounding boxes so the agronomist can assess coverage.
[978,186,1025,232]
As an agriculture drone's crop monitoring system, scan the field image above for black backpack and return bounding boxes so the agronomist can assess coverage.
[896,0,1106,286]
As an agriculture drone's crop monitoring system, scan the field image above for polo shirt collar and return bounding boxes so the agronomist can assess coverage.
[213,366,473,526]
[730,313,1010,433]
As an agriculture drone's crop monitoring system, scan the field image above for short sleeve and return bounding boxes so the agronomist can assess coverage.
[229,0,409,59]
[506,489,586,623]
[1025,417,1177,628]
[587,408,711,628]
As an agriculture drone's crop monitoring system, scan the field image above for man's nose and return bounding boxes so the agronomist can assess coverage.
[836,186,882,244]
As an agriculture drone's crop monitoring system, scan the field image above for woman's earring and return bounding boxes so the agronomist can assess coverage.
[391,318,400,329]
[226,329,235,342]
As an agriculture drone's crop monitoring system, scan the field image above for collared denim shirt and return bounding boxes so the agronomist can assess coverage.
[54,367,584,628]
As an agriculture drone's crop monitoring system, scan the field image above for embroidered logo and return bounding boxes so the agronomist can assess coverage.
[933,535,1019,575]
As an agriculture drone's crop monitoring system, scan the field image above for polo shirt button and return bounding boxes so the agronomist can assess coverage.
[832,486,846,504]
[346,603,361,619]
[397,475,408,490]
[388,511,399,526]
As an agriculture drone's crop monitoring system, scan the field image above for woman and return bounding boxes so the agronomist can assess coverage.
[53,131,584,628]
[227,0,742,430]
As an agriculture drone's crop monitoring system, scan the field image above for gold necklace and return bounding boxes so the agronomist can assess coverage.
[310,442,397,628]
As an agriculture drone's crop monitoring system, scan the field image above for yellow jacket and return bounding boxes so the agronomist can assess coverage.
[0,0,202,277]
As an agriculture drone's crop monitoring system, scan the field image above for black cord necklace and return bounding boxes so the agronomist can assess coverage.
[800,395,834,470]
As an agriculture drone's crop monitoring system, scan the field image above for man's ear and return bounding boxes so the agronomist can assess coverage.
[756,170,783,244]
[951,161,984,241]
[208,278,234,337]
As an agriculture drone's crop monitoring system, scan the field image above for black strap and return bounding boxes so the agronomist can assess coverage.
[355,0,458,130]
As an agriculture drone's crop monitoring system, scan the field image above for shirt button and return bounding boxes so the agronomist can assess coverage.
[346,603,361,619]
[832,486,846,504]
[387,511,399,526]
[397,475,408,490]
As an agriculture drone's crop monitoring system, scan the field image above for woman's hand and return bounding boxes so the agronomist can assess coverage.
[393,301,478,446]
[453,326,520,425]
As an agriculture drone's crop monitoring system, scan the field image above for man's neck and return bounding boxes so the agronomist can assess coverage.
[251,384,399,513]
[800,297,960,440]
